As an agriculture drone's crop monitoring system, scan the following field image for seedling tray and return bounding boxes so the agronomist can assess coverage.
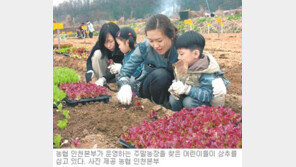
[54,51,63,55]
[53,101,65,109]
[118,138,135,148]
[64,95,111,107]
[53,102,60,108]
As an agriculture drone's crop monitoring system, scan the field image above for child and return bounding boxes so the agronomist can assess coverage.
[108,27,143,91]
[85,22,124,86]
[168,31,230,111]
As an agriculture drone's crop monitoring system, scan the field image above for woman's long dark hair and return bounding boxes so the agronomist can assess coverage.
[89,22,121,59]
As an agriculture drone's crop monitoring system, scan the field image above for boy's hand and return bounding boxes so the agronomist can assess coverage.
[170,80,191,95]
[212,78,226,95]
[168,80,179,100]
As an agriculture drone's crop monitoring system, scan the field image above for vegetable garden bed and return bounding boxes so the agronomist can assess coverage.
[53,96,172,148]
[53,33,242,148]
[54,46,89,60]
[64,96,111,106]
[59,82,111,106]
[120,106,242,149]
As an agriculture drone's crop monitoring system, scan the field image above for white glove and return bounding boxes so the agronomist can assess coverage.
[117,85,132,105]
[168,80,176,93]
[95,77,106,86]
[168,80,180,100]
[170,80,191,95]
[108,63,122,74]
[212,78,226,96]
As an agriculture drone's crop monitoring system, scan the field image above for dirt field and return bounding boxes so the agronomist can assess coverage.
[53,33,242,148]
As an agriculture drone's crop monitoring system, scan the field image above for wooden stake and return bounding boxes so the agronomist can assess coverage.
[57,29,61,50]
[217,24,220,39]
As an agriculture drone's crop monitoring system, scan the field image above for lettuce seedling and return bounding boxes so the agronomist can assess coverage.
[53,67,80,86]
[135,101,144,110]
[57,103,63,112]
[72,139,79,148]
[121,106,242,148]
[53,134,62,148]
[53,85,66,106]
[63,110,70,119]
[57,119,68,129]
[59,82,110,100]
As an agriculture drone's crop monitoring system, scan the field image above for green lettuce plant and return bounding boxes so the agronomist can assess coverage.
[53,67,80,86]
[53,134,62,148]
[53,85,66,106]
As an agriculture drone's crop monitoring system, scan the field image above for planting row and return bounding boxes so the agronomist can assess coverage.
[121,105,242,149]
[52,68,242,149]
[53,67,110,107]
[54,46,89,60]
[53,67,111,148]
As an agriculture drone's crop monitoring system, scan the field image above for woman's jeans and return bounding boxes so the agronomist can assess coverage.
[140,68,173,108]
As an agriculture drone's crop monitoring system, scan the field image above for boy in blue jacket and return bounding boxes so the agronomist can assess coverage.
[169,31,230,111]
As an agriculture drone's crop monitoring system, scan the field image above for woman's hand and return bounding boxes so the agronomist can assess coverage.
[117,85,132,105]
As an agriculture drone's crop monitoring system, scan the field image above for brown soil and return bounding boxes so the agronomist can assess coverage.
[202,33,242,115]
[53,94,172,148]
[53,33,242,148]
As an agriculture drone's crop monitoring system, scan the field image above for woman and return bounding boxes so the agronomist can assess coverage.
[85,22,124,86]
[116,14,178,108]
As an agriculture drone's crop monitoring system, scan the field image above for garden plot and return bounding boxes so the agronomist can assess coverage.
[53,32,242,148]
